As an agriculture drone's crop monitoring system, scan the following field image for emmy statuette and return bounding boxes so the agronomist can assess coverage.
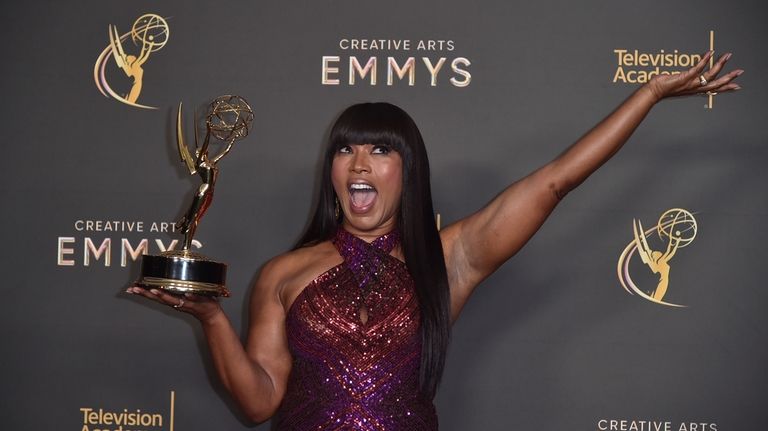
[135,95,254,297]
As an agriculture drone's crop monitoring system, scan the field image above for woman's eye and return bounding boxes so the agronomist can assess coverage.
[372,145,391,154]
[338,145,352,154]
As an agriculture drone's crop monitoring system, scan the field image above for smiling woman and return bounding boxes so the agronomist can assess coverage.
[126,51,743,430]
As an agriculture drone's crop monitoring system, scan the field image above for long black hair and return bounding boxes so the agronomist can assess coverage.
[294,102,450,398]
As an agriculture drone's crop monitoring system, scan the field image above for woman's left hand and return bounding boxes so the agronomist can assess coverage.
[646,51,743,101]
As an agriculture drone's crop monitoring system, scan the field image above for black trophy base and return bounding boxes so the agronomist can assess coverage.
[136,250,229,297]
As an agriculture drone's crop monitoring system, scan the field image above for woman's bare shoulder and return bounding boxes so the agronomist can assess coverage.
[254,240,342,310]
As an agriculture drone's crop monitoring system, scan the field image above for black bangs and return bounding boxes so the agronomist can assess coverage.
[328,102,412,155]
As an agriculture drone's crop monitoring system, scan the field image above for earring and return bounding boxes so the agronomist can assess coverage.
[334,196,340,221]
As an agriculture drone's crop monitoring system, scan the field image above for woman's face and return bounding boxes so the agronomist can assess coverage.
[331,143,403,240]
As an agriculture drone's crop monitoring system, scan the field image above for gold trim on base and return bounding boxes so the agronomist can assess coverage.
[138,276,230,297]
[160,249,210,260]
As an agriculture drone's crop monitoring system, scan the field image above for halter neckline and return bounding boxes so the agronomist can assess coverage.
[333,227,401,294]
[333,227,400,251]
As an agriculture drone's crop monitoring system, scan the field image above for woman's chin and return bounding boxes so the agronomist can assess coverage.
[343,215,396,235]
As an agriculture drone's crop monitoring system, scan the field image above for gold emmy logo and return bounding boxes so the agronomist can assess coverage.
[94,13,170,109]
[617,208,698,307]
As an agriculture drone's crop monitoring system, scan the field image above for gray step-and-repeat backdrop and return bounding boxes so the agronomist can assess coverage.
[2,0,766,430]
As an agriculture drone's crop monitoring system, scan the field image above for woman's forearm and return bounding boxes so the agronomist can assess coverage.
[201,311,280,423]
[547,84,658,199]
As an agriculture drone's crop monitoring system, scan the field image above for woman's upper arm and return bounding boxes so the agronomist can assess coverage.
[442,165,561,317]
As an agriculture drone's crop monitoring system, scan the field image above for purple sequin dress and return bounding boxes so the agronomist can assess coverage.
[275,228,438,430]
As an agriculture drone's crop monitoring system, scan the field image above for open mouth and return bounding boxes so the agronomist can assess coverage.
[348,182,377,213]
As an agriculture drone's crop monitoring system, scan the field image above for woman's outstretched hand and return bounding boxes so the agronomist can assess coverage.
[646,51,743,101]
[126,286,225,323]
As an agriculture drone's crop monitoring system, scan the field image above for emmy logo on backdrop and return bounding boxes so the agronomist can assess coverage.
[94,13,170,109]
[617,208,698,307]
[135,95,254,297]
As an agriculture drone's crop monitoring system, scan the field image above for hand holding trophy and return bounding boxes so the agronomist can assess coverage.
[135,95,254,297]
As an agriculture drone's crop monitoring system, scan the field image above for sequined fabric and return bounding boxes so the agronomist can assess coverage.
[275,228,437,430]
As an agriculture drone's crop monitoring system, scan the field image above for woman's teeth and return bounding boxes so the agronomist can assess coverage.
[349,183,375,191]
[349,184,377,209]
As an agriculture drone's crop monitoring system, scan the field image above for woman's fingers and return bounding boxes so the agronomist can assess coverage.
[686,51,714,83]
[701,52,729,82]
[125,286,186,308]
[653,51,742,98]
[126,286,160,301]
[694,52,744,95]
[683,51,720,94]
[126,286,182,307]
[714,82,742,93]
[704,68,744,92]
[126,286,222,319]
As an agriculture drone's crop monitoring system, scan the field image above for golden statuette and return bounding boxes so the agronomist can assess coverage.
[135,95,254,297]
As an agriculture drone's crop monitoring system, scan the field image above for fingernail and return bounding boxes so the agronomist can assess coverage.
[736,70,744,76]
[734,86,741,90]
[150,289,161,295]
[125,288,133,294]
[725,53,732,60]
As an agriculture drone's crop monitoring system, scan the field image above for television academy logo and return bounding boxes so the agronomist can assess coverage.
[94,13,170,109]
[616,208,698,307]
[612,30,719,109]
[80,391,176,431]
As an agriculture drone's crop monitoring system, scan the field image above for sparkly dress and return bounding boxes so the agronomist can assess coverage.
[275,228,438,430]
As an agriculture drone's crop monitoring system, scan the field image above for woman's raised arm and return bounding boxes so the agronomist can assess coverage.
[441,51,742,319]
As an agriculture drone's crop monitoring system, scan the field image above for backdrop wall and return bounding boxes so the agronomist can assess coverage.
[2,1,766,430]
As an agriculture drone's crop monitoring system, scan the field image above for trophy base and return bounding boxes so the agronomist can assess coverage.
[136,250,229,297]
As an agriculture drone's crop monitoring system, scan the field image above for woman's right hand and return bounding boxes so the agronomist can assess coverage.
[126,286,224,324]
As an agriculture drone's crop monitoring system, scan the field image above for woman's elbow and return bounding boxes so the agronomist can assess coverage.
[242,404,278,425]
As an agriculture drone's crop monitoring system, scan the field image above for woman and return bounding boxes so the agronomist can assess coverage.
[127,51,741,430]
